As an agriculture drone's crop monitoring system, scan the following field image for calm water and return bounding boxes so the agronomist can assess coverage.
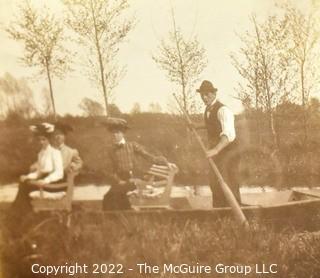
[1,183,318,203]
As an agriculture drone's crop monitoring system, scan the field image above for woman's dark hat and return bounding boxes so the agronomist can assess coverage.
[54,122,73,135]
[29,123,55,136]
[102,117,129,132]
[196,80,218,93]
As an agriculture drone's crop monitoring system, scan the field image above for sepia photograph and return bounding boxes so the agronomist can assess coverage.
[0,0,320,277]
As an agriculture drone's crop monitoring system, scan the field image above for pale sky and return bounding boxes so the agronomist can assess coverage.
[0,0,316,115]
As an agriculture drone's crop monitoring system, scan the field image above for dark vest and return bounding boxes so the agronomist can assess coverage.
[204,101,237,154]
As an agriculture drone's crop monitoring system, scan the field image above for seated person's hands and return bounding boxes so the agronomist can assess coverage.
[67,163,78,173]
[20,175,28,182]
[154,155,168,165]
[66,165,74,173]
[118,180,127,185]
[29,163,37,172]
[129,178,144,186]
[29,179,46,187]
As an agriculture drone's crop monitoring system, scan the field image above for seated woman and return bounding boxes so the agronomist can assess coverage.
[12,123,64,212]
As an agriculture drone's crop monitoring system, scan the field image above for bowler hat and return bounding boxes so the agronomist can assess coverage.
[196,80,217,93]
[102,117,129,132]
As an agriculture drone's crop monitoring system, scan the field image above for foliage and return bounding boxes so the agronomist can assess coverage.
[231,3,320,147]
[0,73,38,120]
[148,102,162,113]
[281,2,320,107]
[6,1,71,117]
[107,104,122,117]
[1,213,320,278]
[79,97,105,117]
[130,103,141,114]
[231,14,296,148]
[64,0,135,115]
[152,9,207,114]
[1,108,320,186]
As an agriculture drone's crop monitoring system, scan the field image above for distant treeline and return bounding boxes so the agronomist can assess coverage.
[1,101,320,187]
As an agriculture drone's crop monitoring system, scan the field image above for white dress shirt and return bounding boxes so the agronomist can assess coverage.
[207,99,236,142]
[26,144,64,183]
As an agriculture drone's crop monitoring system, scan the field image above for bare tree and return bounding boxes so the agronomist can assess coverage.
[79,97,104,116]
[130,102,141,114]
[0,72,38,119]
[152,9,207,114]
[39,87,53,117]
[282,2,320,141]
[63,0,135,116]
[231,14,296,148]
[7,1,71,118]
[148,102,162,113]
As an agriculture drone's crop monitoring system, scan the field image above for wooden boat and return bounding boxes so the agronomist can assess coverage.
[1,186,320,226]
[166,189,320,222]
[66,188,320,225]
[35,188,313,231]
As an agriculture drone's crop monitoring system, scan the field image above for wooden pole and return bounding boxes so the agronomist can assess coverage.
[173,94,249,228]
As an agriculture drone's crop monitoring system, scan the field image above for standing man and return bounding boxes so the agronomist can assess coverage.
[52,122,83,175]
[196,80,241,207]
[103,118,168,210]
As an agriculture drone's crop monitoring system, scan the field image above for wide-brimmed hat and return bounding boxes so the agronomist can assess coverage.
[196,80,218,93]
[29,123,55,137]
[102,117,129,132]
[53,122,73,135]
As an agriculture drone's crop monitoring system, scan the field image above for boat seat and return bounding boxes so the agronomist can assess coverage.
[29,172,77,212]
[128,163,178,210]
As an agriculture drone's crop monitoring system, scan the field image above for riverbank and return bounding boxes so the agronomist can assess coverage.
[2,113,320,187]
[1,210,320,278]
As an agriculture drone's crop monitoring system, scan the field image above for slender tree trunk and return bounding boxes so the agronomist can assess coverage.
[45,60,56,119]
[255,109,262,145]
[171,7,188,114]
[254,70,262,144]
[253,18,279,150]
[96,41,108,116]
[182,85,187,113]
[90,0,108,116]
[268,110,278,148]
[301,61,308,143]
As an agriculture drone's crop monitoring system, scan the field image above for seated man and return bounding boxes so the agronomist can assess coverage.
[103,118,168,210]
[51,122,83,175]
[12,122,83,214]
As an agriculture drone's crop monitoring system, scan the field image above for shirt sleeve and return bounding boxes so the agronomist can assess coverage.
[133,142,168,165]
[26,171,40,180]
[26,155,41,180]
[29,161,38,172]
[43,150,64,184]
[217,106,236,142]
[133,142,155,162]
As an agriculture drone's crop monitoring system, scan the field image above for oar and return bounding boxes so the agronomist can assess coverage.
[173,93,249,228]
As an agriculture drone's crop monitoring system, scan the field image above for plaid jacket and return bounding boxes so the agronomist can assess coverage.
[109,141,167,181]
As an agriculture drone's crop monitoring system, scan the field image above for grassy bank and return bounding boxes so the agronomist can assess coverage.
[1,112,320,187]
[1,211,320,278]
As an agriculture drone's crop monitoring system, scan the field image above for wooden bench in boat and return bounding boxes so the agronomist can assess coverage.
[128,163,178,210]
[29,172,77,212]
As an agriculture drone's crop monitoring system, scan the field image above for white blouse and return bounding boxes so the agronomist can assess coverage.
[26,145,64,183]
